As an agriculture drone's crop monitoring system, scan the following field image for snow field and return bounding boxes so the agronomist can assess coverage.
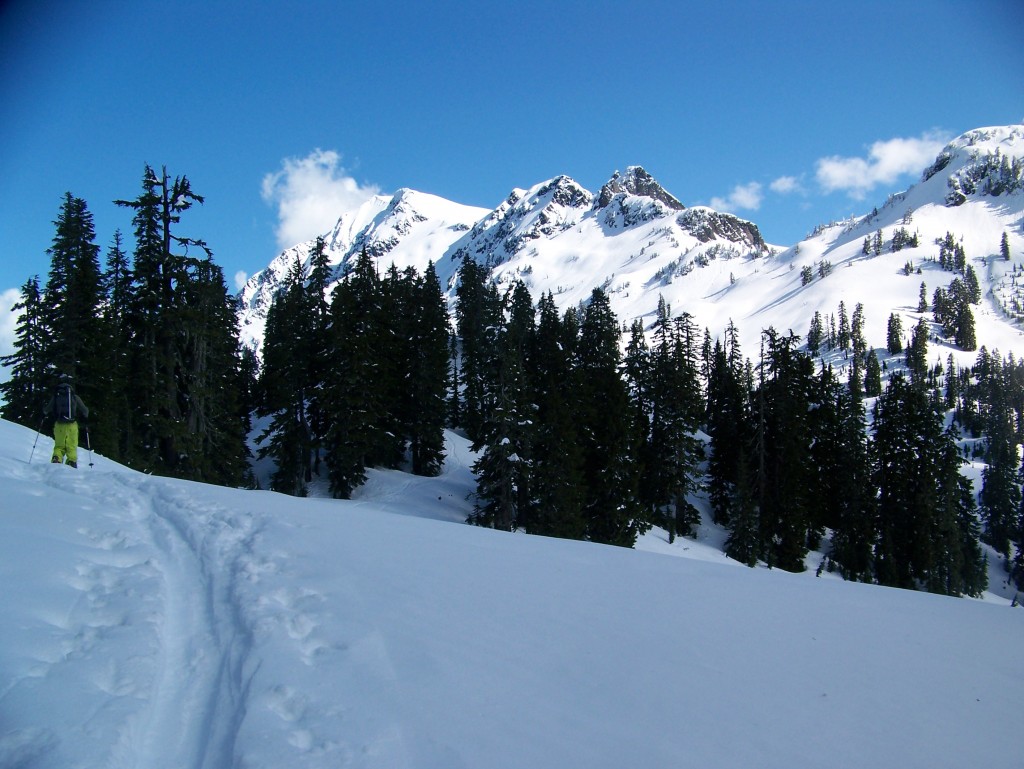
[2,418,1023,768]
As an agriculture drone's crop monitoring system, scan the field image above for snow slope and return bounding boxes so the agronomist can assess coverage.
[2,418,1022,769]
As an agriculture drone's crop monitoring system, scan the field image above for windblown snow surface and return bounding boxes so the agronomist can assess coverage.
[1,418,1022,769]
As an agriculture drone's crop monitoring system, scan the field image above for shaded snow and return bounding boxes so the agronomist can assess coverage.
[2,419,1022,769]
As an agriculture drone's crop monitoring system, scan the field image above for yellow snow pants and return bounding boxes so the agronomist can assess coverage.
[52,421,79,464]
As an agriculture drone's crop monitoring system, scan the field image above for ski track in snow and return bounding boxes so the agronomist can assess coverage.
[9,448,418,769]
[27,466,258,768]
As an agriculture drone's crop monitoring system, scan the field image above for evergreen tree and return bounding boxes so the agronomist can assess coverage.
[1014,497,1024,591]
[886,313,904,354]
[471,286,535,530]
[824,368,877,582]
[872,373,965,591]
[754,328,816,571]
[523,292,586,538]
[115,166,245,482]
[39,193,109,458]
[1000,231,1011,261]
[643,300,703,541]
[905,318,929,385]
[41,193,104,379]
[454,258,501,445]
[258,256,313,495]
[931,421,987,597]
[174,253,247,484]
[837,301,851,351]
[0,276,47,427]
[979,358,1022,557]
[576,288,642,546]
[806,311,824,355]
[917,282,928,313]
[724,452,759,566]
[323,249,394,497]
[95,230,133,460]
[406,262,451,476]
[706,322,751,528]
[964,265,981,304]
[304,236,334,477]
[864,350,883,397]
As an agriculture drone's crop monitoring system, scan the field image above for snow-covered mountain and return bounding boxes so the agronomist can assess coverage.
[2,419,1022,769]
[238,190,489,348]
[239,125,1024,365]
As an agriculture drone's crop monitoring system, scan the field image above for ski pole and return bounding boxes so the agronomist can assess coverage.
[84,424,94,468]
[28,414,45,464]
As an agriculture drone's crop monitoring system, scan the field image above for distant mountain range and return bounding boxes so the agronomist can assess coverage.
[238,124,1024,363]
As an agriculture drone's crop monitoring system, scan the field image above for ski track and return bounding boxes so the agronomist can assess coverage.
[22,454,417,769]
[35,466,260,769]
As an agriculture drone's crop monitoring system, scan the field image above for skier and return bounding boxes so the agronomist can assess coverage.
[44,373,89,468]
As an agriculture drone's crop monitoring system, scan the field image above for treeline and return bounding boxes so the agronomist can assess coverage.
[255,242,1023,597]
[1,167,250,485]
[6,180,1024,597]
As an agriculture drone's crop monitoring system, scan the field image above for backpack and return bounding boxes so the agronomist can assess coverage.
[54,383,76,423]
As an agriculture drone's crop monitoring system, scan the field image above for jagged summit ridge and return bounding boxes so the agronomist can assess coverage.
[598,166,685,211]
[237,165,778,351]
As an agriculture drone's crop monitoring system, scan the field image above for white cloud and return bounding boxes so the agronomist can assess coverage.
[770,175,803,195]
[0,288,21,385]
[233,270,249,291]
[815,131,950,199]
[710,181,763,213]
[261,149,381,249]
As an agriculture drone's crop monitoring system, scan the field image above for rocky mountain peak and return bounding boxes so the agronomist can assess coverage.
[597,166,684,211]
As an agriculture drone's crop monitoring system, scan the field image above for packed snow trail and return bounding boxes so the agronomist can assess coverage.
[0,430,417,768]
[0,458,259,769]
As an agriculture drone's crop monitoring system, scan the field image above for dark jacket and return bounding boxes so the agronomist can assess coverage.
[44,383,89,423]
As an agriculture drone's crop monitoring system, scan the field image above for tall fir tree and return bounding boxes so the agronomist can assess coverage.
[522,293,586,539]
[754,328,816,571]
[576,288,642,546]
[0,276,47,427]
[706,320,750,528]
[94,230,133,460]
[258,256,314,494]
[406,262,452,476]
[819,365,877,581]
[886,313,904,354]
[642,299,703,541]
[115,166,246,482]
[39,193,107,457]
[454,258,501,446]
[470,285,534,531]
[322,249,399,497]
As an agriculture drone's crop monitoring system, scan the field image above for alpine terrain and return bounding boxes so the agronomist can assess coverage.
[239,125,1024,366]
[3,124,1024,769]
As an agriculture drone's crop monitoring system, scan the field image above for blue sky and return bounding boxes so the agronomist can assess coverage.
[1,0,1022,311]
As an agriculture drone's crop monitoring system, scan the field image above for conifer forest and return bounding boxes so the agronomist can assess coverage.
[4,167,1024,599]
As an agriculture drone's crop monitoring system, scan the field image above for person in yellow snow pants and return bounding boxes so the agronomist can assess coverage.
[44,374,89,469]
[52,420,80,466]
